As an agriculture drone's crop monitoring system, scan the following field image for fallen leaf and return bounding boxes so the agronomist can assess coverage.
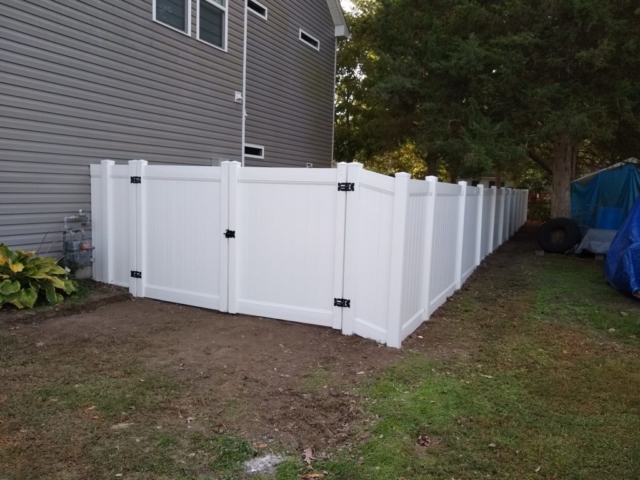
[300,474,325,479]
[256,443,268,449]
[416,434,432,447]
[356,371,365,375]
[535,466,541,473]
[35,342,44,348]
[302,447,314,466]
[621,311,629,317]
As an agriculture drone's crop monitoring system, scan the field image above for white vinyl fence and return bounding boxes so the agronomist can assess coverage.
[91,160,528,348]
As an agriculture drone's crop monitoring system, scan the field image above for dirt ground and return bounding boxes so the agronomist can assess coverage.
[1,224,564,477]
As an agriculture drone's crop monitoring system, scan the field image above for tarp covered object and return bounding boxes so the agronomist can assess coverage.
[605,195,640,297]
[571,161,640,232]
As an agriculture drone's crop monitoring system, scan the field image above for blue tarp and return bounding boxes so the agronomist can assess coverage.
[605,195,640,297]
[571,162,640,232]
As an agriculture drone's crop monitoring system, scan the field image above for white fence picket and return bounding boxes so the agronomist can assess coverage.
[91,160,528,348]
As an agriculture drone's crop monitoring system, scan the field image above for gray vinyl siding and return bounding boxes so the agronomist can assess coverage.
[0,0,244,253]
[244,0,336,168]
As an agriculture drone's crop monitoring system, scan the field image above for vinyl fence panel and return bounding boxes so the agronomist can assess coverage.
[141,164,224,309]
[342,167,397,344]
[480,186,495,259]
[398,178,433,343]
[429,181,462,314]
[231,165,346,328]
[461,185,480,283]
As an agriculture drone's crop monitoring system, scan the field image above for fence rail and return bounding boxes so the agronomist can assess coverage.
[91,160,528,348]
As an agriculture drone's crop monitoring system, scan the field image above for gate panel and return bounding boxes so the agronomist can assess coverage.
[141,165,223,310]
[232,167,345,327]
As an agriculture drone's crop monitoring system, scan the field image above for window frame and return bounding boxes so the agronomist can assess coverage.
[247,0,268,20]
[299,29,320,51]
[197,0,229,52]
[244,144,265,159]
[153,0,192,36]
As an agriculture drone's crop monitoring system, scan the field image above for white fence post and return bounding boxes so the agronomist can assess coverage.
[127,160,138,297]
[421,176,438,319]
[332,162,349,330]
[220,161,230,313]
[488,186,497,253]
[498,187,506,245]
[99,160,114,284]
[226,161,241,314]
[135,160,147,297]
[475,184,484,266]
[386,172,410,349]
[455,181,467,290]
[341,162,363,337]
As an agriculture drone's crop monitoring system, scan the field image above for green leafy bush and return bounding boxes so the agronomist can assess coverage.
[0,244,78,309]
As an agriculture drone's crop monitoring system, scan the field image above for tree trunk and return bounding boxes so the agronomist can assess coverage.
[495,169,502,189]
[550,133,578,218]
[426,160,438,177]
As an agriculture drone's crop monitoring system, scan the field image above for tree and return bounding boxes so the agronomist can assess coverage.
[336,0,640,216]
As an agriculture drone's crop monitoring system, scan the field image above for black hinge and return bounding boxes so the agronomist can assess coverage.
[338,182,355,192]
[131,271,142,279]
[131,176,142,184]
[224,230,236,239]
[334,298,351,308]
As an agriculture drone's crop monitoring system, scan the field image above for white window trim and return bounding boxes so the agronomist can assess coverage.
[197,0,229,52]
[244,144,265,159]
[247,0,268,20]
[299,29,320,51]
[153,0,192,36]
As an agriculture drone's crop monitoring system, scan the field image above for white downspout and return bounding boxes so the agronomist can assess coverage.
[241,0,248,166]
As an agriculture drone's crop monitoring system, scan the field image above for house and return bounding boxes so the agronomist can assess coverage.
[0,0,348,253]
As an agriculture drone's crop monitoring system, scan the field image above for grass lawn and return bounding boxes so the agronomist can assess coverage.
[1,230,639,479]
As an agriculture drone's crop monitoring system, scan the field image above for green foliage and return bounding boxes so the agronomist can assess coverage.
[336,0,640,185]
[0,244,78,309]
[527,201,551,222]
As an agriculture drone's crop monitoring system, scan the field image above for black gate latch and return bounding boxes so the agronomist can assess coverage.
[334,298,351,308]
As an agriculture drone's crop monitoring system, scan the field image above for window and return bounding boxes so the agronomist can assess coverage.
[299,29,320,51]
[198,0,227,50]
[247,0,268,19]
[244,144,265,159]
[154,0,191,35]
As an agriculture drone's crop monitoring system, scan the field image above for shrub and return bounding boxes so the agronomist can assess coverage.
[0,244,78,309]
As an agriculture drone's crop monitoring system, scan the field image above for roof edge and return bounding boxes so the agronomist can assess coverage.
[327,0,350,38]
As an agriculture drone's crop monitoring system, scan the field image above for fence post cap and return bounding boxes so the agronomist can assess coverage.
[458,180,468,186]
[394,172,411,179]
[425,175,438,183]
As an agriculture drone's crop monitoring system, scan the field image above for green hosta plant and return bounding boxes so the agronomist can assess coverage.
[0,244,78,309]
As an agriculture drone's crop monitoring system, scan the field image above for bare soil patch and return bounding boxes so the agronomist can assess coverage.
[1,228,539,454]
